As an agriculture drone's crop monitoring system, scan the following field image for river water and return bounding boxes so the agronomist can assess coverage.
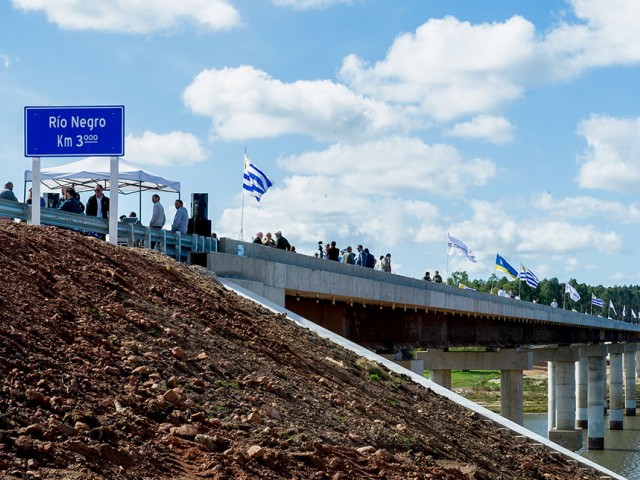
[524,413,640,479]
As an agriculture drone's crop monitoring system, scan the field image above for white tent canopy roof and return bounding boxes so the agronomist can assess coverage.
[24,157,180,194]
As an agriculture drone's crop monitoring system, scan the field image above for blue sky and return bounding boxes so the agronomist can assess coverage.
[2,0,640,286]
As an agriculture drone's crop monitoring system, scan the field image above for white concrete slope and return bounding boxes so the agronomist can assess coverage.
[220,278,625,480]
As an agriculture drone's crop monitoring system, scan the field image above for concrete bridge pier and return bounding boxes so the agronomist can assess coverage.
[534,347,582,450]
[429,369,452,390]
[624,344,637,416]
[586,344,608,450]
[608,344,625,430]
[417,349,532,425]
[575,348,588,428]
[547,361,556,430]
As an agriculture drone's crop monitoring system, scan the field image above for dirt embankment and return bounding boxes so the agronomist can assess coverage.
[0,223,603,479]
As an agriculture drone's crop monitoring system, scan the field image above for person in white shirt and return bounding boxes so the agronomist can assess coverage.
[171,199,188,234]
[149,194,165,228]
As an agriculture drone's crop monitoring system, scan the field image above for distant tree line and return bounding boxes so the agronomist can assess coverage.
[447,271,640,321]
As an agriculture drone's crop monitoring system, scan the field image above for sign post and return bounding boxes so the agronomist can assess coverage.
[24,106,124,242]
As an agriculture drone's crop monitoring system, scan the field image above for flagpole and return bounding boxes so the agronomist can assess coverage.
[239,148,247,240]
[445,233,449,282]
[590,292,592,316]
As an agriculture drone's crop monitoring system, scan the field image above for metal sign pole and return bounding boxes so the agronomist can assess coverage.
[30,157,41,226]
[109,156,118,244]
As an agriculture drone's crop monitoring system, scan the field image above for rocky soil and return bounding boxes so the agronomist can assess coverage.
[0,222,604,479]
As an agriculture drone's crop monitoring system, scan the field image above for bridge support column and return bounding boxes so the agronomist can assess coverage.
[501,370,523,426]
[533,347,582,450]
[417,349,531,425]
[429,369,451,390]
[608,344,624,430]
[625,344,637,416]
[576,348,588,428]
[547,362,556,430]
[587,344,607,450]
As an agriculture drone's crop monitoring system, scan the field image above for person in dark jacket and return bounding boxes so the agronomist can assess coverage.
[365,248,376,268]
[274,231,291,250]
[85,185,109,219]
[58,188,82,214]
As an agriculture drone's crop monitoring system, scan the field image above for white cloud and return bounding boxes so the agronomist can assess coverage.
[338,15,535,121]
[11,0,241,33]
[277,136,495,197]
[543,0,640,77]
[533,192,640,223]
[575,114,640,192]
[446,115,515,144]
[272,0,353,9]
[515,222,621,255]
[125,131,209,166]
[183,65,414,141]
[0,54,10,69]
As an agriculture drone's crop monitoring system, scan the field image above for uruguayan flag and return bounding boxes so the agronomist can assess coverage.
[518,265,539,288]
[243,154,274,203]
[591,293,604,308]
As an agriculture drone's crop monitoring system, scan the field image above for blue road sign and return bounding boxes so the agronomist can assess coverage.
[24,105,125,157]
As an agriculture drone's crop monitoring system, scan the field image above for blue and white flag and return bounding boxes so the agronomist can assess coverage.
[243,154,274,203]
[565,282,580,302]
[447,234,477,262]
[518,265,539,288]
[591,293,604,308]
[609,300,617,317]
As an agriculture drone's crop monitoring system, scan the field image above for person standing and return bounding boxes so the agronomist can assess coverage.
[355,245,367,266]
[86,185,110,219]
[380,253,392,272]
[327,241,340,261]
[171,199,189,234]
[423,271,432,281]
[262,232,275,247]
[58,188,82,214]
[341,246,355,264]
[149,194,165,229]
[433,271,443,283]
[274,231,291,250]
[0,182,18,202]
[26,188,45,207]
[253,232,264,244]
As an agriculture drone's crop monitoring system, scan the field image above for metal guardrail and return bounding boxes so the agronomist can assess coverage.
[0,198,216,260]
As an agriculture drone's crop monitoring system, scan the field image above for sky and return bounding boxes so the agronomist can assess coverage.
[2,0,640,287]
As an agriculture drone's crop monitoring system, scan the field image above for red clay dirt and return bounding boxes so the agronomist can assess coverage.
[0,222,603,479]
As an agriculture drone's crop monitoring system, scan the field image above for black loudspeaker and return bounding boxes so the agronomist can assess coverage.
[44,193,59,208]
[191,193,208,220]
[188,218,212,237]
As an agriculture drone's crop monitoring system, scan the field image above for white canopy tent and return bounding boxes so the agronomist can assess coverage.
[24,156,180,194]
[24,156,181,217]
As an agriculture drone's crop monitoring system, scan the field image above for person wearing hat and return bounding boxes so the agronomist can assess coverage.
[274,231,291,251]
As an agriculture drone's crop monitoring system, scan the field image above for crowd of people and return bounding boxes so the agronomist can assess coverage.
[0,180,193,239]
[251,233,393,273]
